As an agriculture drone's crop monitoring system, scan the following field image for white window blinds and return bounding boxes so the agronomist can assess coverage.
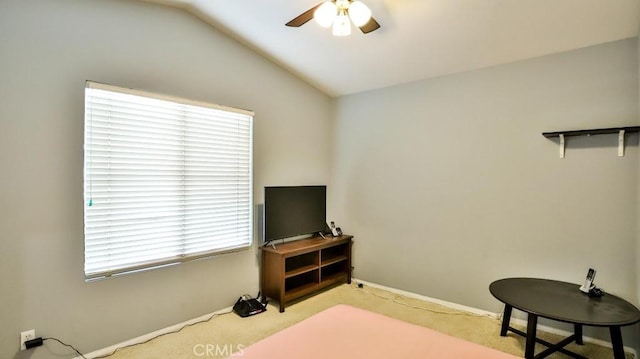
[84,82,253,280]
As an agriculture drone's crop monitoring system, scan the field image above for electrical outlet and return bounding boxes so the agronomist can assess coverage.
[20,330,35,351]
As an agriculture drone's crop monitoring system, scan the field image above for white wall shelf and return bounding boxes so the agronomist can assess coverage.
[542,126,640,158]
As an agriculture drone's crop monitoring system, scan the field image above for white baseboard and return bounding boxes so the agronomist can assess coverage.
[79,280,637,359]
[353,278,637,359]
[354,278,497,317]
[78,306,233,359]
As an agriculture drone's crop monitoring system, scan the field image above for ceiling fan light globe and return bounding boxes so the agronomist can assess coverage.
[332,13,351,36]
[314,1,338,28]
[348,1,372,27]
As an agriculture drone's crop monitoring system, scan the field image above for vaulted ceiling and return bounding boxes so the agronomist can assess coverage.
[144,0,640,96]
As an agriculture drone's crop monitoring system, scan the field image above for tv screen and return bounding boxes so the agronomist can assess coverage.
[264,186,327,242]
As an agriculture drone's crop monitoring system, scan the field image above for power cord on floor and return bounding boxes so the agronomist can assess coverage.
[25,307,235,359]
[43,337,88,359]
[350,282,499,320]
[93,308,234,359]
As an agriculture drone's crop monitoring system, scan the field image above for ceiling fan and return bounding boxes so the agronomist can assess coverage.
[286,0,381,36]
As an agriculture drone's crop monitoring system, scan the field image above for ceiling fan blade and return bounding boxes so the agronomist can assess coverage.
[359,17,380,34]
[286,3,323,27]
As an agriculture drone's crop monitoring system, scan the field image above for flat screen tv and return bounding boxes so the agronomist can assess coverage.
[264,185,326,243]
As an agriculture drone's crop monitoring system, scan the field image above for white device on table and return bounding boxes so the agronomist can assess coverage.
[330,221,339,237]
[579,268,596,293]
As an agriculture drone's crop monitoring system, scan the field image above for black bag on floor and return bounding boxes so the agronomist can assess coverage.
[233,294,266,317]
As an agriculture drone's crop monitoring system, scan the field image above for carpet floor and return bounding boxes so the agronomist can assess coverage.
[101,283,629,359]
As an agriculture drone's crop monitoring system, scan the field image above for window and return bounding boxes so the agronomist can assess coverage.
[83,82,253,280]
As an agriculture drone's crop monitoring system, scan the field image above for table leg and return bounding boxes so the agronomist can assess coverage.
[525,313,538,359]
[609,326,625,359]
[574,324,583,345]
[500,304,513,336]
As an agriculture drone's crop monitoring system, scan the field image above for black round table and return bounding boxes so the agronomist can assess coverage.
[490,278,640,359]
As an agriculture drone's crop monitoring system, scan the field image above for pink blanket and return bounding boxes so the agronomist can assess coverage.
[235,304,518,358]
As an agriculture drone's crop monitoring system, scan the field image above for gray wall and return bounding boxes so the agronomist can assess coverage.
[637,34,640,311]
[331,39,639,344]
[0,0,332,358]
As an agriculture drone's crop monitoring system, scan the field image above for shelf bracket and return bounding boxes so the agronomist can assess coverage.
[559,134,565,159]
[618,130,625,157]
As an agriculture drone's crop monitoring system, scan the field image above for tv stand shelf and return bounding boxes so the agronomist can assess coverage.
[260,235,353,312]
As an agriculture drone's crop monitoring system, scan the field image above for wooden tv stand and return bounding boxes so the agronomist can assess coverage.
[260,235,353,312]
